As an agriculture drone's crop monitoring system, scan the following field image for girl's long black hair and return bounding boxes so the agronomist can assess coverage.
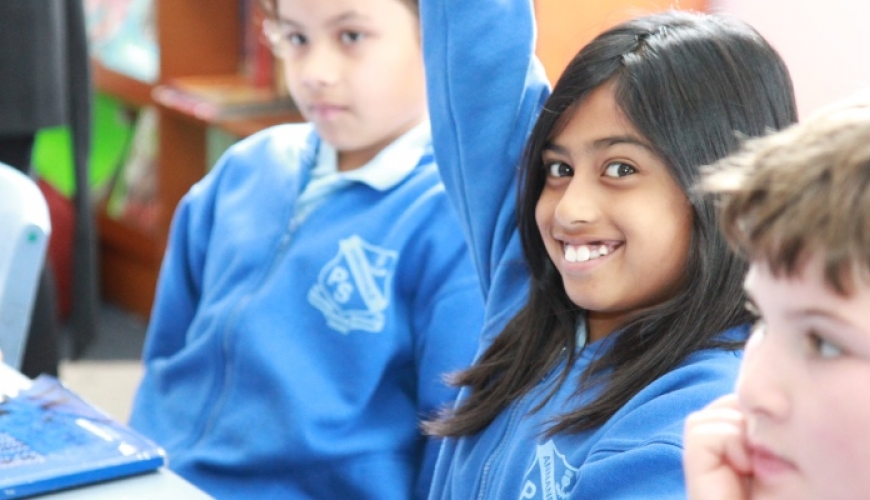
[427,11,797,437]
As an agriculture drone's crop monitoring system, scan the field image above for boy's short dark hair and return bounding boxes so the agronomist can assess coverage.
[704,95,870,294]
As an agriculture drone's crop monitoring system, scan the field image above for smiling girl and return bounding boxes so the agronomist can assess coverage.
[420,1,796,498]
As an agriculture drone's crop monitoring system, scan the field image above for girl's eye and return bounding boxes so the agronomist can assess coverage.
[340,31,365,44]
[545,161,573,178]
[809,331,843,359]
[603,162,637,178]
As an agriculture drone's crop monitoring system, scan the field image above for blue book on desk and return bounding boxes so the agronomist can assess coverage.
[0,368,166,499]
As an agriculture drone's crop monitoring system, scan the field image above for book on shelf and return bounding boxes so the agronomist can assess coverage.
[239,0,277,90]
[0,363,166,499]
[105,106,159,233]
[152,74,296,122]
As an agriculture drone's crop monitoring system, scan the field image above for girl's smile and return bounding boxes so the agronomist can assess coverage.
[561,240,621,263]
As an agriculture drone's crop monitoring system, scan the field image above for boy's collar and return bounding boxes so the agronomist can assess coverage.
[315,121,432,191]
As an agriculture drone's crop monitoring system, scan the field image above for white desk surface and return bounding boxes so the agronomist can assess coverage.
[36,468,213,499]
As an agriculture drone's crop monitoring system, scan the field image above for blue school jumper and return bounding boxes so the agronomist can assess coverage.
[421,1,747,498]
[128,122,484,500]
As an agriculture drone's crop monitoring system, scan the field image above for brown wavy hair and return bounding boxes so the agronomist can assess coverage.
[705,96,870,295]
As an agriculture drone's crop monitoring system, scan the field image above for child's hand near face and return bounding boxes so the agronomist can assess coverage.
[684,394,753,500]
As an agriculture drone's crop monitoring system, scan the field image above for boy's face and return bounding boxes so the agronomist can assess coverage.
[273,0,426,170]
[737,254,870,500]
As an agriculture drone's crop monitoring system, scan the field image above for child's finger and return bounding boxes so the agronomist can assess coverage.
[686,415,751,473]
[684,394,751,500]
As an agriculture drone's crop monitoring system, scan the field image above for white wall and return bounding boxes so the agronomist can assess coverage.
[711,0,870,118]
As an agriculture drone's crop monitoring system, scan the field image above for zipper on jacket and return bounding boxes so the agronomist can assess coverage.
[477,401,522,500]
[476,347,570,499]
[191,217,301,447]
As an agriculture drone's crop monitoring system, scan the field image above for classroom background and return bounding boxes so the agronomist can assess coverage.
[47,0,870,423]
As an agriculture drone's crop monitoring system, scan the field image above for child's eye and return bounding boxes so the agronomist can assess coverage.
[287,33,307,46]
[545,161,573,178]
[340,31,365,44]
[263,19,307,48]
[603,162,636,178]
[809,331,843,359]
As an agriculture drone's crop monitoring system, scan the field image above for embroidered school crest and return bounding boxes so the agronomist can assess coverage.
[519,440,580,500]
[308,235,398,334]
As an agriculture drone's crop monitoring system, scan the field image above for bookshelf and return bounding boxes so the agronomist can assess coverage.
[93,0,302,318]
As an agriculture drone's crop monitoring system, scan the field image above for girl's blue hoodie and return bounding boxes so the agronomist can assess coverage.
[128,123,484,499]
[421,0,747,498]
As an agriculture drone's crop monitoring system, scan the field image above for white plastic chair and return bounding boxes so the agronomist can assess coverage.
[0,162,51,370]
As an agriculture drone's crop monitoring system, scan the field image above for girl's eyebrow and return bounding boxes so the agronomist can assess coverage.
[592,135,655,152]
[542,143,570,156]
[543,135,655,155]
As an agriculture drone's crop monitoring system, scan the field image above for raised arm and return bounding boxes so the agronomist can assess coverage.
[420,0,550,300]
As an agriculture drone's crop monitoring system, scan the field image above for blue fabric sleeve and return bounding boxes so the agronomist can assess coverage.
[420,0,550,298]
[139,163,222,362]
[576,442,686,499]
[413,276,482,499]
[568,352,746,499]
[407,183,485,499]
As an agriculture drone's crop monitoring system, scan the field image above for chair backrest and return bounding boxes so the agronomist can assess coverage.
[0,162,51,370]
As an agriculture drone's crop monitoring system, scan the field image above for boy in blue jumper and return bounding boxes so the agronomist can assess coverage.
[685,97,870,500]
[128,0,484,498]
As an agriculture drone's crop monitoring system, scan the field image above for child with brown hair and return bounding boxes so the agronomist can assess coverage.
[684,95,870,500]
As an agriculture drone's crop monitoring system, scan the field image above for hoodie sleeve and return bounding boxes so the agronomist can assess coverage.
[408,182,486,499]
[139,161,223,362]
[420,0,551,301]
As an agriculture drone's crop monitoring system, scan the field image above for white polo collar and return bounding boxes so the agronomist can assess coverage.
[314,120,431,191]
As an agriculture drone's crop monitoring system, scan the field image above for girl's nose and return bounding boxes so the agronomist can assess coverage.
[735,326,791,421]
[553,175,601,227]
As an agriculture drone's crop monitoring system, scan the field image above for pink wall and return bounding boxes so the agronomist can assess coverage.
[711,0,870,118]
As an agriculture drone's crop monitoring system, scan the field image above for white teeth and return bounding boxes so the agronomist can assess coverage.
[565,245,577,263]
[564,244,611,263]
